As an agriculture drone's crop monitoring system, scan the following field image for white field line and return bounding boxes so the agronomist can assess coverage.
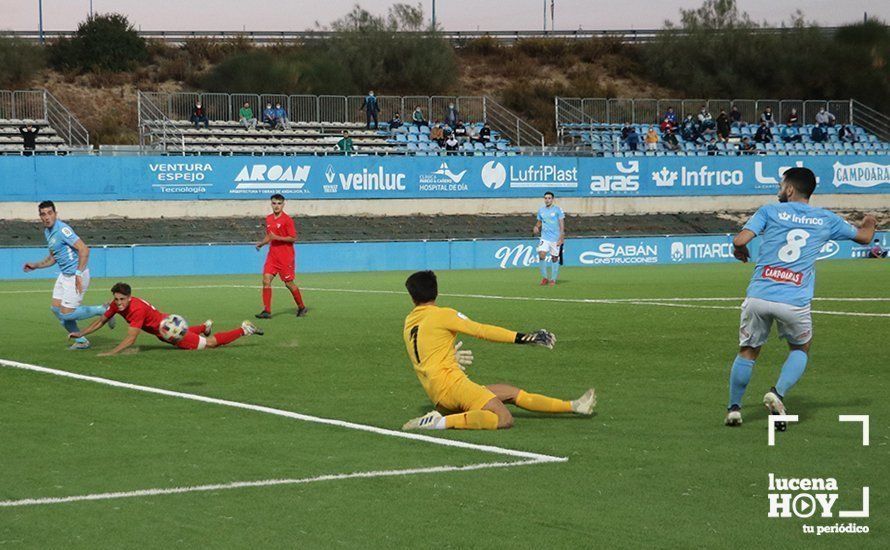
[0,359,565,506]
[1,284,888,316]
[0,460,544,508]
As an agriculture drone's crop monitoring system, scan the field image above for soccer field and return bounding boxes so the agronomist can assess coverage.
[1,261,887,548]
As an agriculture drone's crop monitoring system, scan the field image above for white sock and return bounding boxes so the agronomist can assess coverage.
[433,415,447,430]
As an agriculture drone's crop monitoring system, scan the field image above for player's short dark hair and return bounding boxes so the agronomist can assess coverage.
[38,200,55,211]
[782,167,817,198]
[111,282,132,296]
[270,194,285,202]
[405,270,438,304]
[544,191,554,198]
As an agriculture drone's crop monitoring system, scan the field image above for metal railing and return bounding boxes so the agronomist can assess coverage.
[852,100,890,142]
[138,92,186,155]
[0,89,90,150]
[138,91,545,150]
[2,27,841,46]
[555,97,866,139]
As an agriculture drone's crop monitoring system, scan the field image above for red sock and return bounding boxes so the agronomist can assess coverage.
[187,325,204,334]
[289,285,305,308]
[214,327,244,346]
[262,287,272,312]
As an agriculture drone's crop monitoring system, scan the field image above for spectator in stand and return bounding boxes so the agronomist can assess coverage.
[697,105,715,131]
[645,127,659,151]
[239,102,257,131]
[453,120,467,140]
[659,117,673,133]
[663,127,680,152]
[262,102,276,129]
[336,130,354,153]
[706,137,719,156]
[838,124,857,143]
[786,108,800,126]
[476,122,492,143]
[360,91,380,129]
[760,106,776,127]
[815,107,836,127]
[811,122,827,143]
[19,123,40,156]
[781,125,801,143]
[663,107,678,128]
[625,127,640,151]
[272,102,289,130]
[190,100,209,129]
[868,239,888,258]
[444,103,459,128]
[730,105,744,127]
[680,115,701,143]
[620,121,634,141]
[738,136,756,155]
[389,112,406,133]
[429,123,445,145]
[444,134,459,154]
[716,110,731,142]
[412,106,426,128]
[754,121,772,143]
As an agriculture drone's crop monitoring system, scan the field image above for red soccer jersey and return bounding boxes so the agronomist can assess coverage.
[265,212,296,262]
[104,296,167,335]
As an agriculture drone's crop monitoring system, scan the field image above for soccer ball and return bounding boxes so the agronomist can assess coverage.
[159,314,189,342]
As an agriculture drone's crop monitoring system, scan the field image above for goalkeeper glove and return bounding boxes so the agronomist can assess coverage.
[453,341,474,371]
[515,329,556,349]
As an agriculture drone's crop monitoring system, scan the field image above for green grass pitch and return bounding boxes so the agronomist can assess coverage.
[1,261,887,547]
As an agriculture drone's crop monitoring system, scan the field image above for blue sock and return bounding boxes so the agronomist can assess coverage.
[57,305,105,321]
[550,259,560,282]
[61,318,80,334]
[775,350,808,397]
[539,257,549,279]
[728,355,755,409]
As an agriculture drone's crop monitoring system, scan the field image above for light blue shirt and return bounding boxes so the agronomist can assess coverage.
[44,219,82,275]
[743,202,857,307]
[537,205,565,243]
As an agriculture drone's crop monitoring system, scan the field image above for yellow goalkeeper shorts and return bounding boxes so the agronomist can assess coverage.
[435,375,496,412]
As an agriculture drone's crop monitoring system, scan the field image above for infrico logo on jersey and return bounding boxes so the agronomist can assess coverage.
[777,212,825,226]
[579,242,658,265]
[651,166,743,188]
[754,161,816,187]
[832,161,890,189]
[335,167,407,192]
[231,164,311,194]
[762,265,804,285]
[494,244,538,268]
[589,162,639,193]
[670,241,734,262]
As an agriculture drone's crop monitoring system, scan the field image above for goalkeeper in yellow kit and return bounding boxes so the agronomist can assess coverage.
[401,270,596,431]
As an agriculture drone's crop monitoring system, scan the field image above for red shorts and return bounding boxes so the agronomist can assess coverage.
[264,256,295,282]
[156,331,207,350]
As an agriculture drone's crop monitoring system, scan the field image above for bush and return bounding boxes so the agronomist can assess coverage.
[49,13,148,73]
[0,36,45,88]
[200,50,302,94]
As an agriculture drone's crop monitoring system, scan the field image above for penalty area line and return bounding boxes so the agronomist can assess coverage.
[0,459,547,508]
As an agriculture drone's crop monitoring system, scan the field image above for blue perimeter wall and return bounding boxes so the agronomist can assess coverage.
[0,154,887,200]
[2,233,885,281]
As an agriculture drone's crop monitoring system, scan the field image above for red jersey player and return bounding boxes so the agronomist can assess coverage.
[255,194,307,318]
[69,282,263,356]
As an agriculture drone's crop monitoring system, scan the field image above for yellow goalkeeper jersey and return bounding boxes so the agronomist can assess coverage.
[403,304,516,402]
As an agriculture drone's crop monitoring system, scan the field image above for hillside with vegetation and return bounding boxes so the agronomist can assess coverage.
[0,0,887,145]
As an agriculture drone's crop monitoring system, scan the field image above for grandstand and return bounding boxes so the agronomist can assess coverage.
[138,92,543,156]
[0,90,91,155]
[556,97,890,156]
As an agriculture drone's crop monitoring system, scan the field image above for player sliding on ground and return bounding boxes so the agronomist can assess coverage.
[69,282,263,356]
[725,167,876,428]
[401,270,595,431]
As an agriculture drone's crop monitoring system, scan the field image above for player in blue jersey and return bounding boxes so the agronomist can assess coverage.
[725,168,876,428]
[22,201,113,350]
[533,192,565,286]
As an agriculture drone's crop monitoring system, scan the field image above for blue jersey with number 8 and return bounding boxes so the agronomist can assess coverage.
[743,202,857,307]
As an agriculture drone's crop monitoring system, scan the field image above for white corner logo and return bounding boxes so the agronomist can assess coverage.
[481,161,507,190]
